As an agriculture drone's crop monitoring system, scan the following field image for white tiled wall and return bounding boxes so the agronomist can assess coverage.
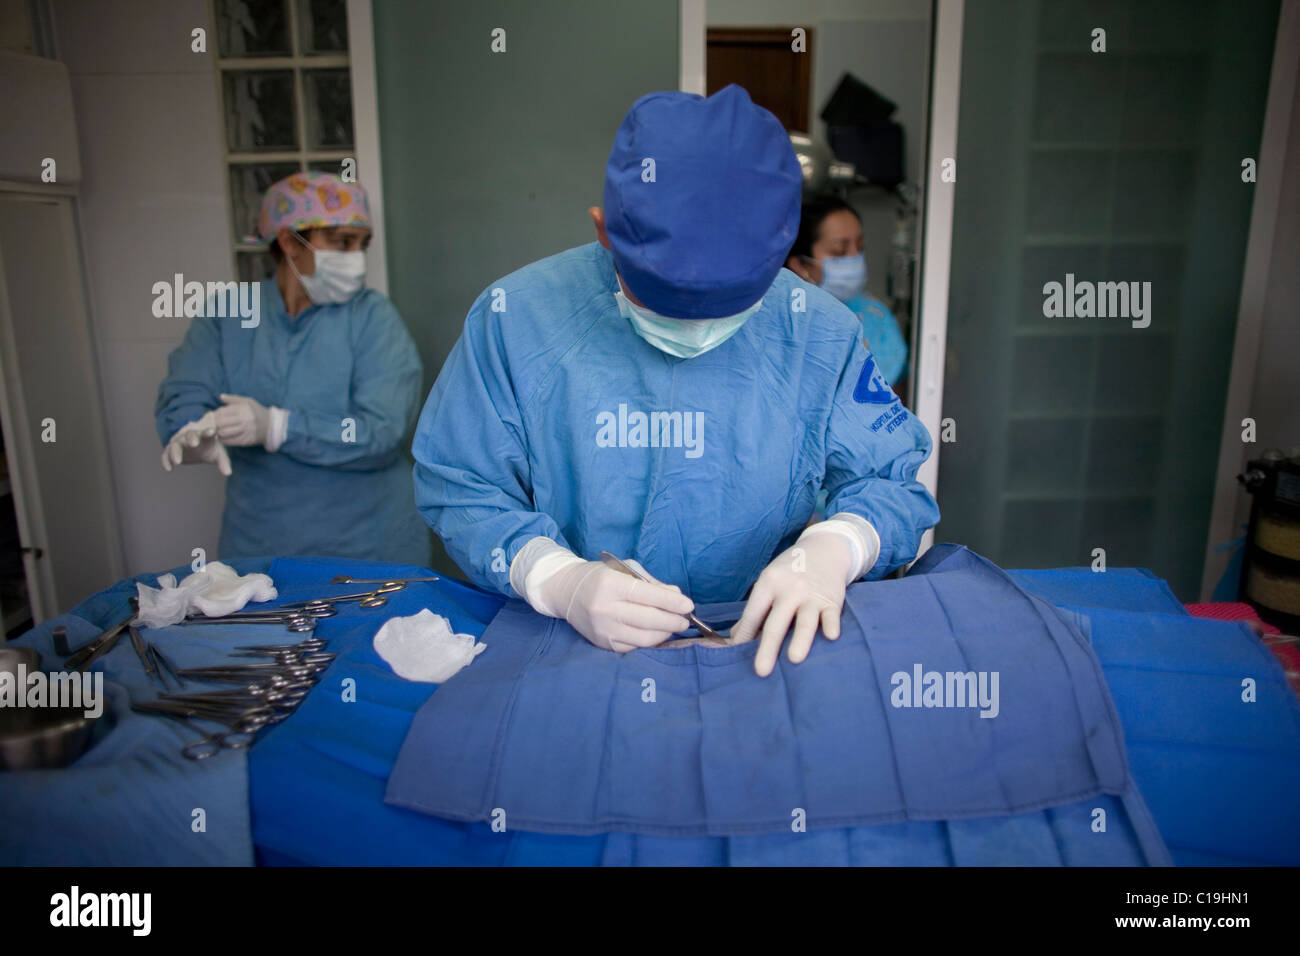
[52,0,228,575]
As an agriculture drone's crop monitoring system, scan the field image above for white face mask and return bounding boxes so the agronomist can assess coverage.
[289,233,367,305]
[819,253,866,302]
[614,290,762,359]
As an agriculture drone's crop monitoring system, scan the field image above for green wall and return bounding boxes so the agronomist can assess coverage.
[371,0,680,576]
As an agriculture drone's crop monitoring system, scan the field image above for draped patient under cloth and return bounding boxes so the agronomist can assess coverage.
[386,544,1170,862]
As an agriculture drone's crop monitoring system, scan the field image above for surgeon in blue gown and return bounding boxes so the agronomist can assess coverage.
[157,171,429,565]
[413,86,938,676]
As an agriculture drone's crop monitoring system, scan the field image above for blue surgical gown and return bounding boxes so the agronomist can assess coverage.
[413,242,938,604]
[156,280,430,565]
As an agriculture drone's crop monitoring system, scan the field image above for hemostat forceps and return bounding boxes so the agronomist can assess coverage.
[329,575,440,586]
[278,582,403,611]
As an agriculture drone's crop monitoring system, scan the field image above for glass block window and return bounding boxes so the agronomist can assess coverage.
[212,0,353,282]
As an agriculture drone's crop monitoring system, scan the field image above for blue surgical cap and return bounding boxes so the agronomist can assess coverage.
[603,84,803,320]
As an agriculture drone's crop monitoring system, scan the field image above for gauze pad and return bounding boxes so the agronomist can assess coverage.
[373,609,486,683]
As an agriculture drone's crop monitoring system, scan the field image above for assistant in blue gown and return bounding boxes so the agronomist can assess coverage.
[156,172,428,565]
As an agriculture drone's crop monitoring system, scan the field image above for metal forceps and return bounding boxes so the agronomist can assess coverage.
[148,643,186,690]
[329,575,440,586]
[164,685,311,711]
[64,597,141,671]
[232,637,327,657]
[64,615,131,671]
[186,604,337,620]
[173,613,320,633]
[598,551,725,641]
[135,630,334,758]
[176,656,335,682]
[279,581,403,611]
[126,624,160,684]
[131,701,272,759]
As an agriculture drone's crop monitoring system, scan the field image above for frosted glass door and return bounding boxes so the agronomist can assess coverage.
[936,0,1279,598]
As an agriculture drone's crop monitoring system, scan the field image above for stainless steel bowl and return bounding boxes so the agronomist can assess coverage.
[0,645,41,676]
[0,705,97,771]
[1,644,101,771]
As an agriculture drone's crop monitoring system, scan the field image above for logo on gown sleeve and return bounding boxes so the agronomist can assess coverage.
[853,355,895,404]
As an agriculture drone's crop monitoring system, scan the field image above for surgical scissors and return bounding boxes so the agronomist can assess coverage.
[126,624,163,685]
[148,643,186,689]
[186,604,337,620]
[136,699,277,722]
[176,665,332,684]
[173,614,319,633]
[65,616,131,671]
[232,637,327,656]
[329,575,440,586]
[136,632,334,758]
[131,701,271,759]
[176,653,335,679]
[174,670,314,688]
[278,584,401,611]
[164,686,310,711]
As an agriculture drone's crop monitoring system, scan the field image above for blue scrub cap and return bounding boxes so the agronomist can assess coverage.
[603,84,803,320]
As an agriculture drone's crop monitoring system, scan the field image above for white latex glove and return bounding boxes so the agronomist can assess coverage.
[160,412,232,476]
[510,537,694,652]
[215,393,272,447]
[732,514,881,677]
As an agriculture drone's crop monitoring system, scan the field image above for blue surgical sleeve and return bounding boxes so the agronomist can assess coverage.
[824,343,940,578]
[412,299,568,596]
[155,314,225,444]
[277,298,422,472]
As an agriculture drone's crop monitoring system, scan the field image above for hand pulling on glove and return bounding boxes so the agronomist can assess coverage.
[213,393,270,447]
[160,412,231,476]
[213,394,290,451]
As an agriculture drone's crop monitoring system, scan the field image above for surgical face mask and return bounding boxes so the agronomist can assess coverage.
[289,233,367,305]
[614,290,761,359]
[819,253,866,302]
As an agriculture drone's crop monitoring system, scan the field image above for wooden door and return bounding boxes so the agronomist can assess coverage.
[706,27,812,131]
